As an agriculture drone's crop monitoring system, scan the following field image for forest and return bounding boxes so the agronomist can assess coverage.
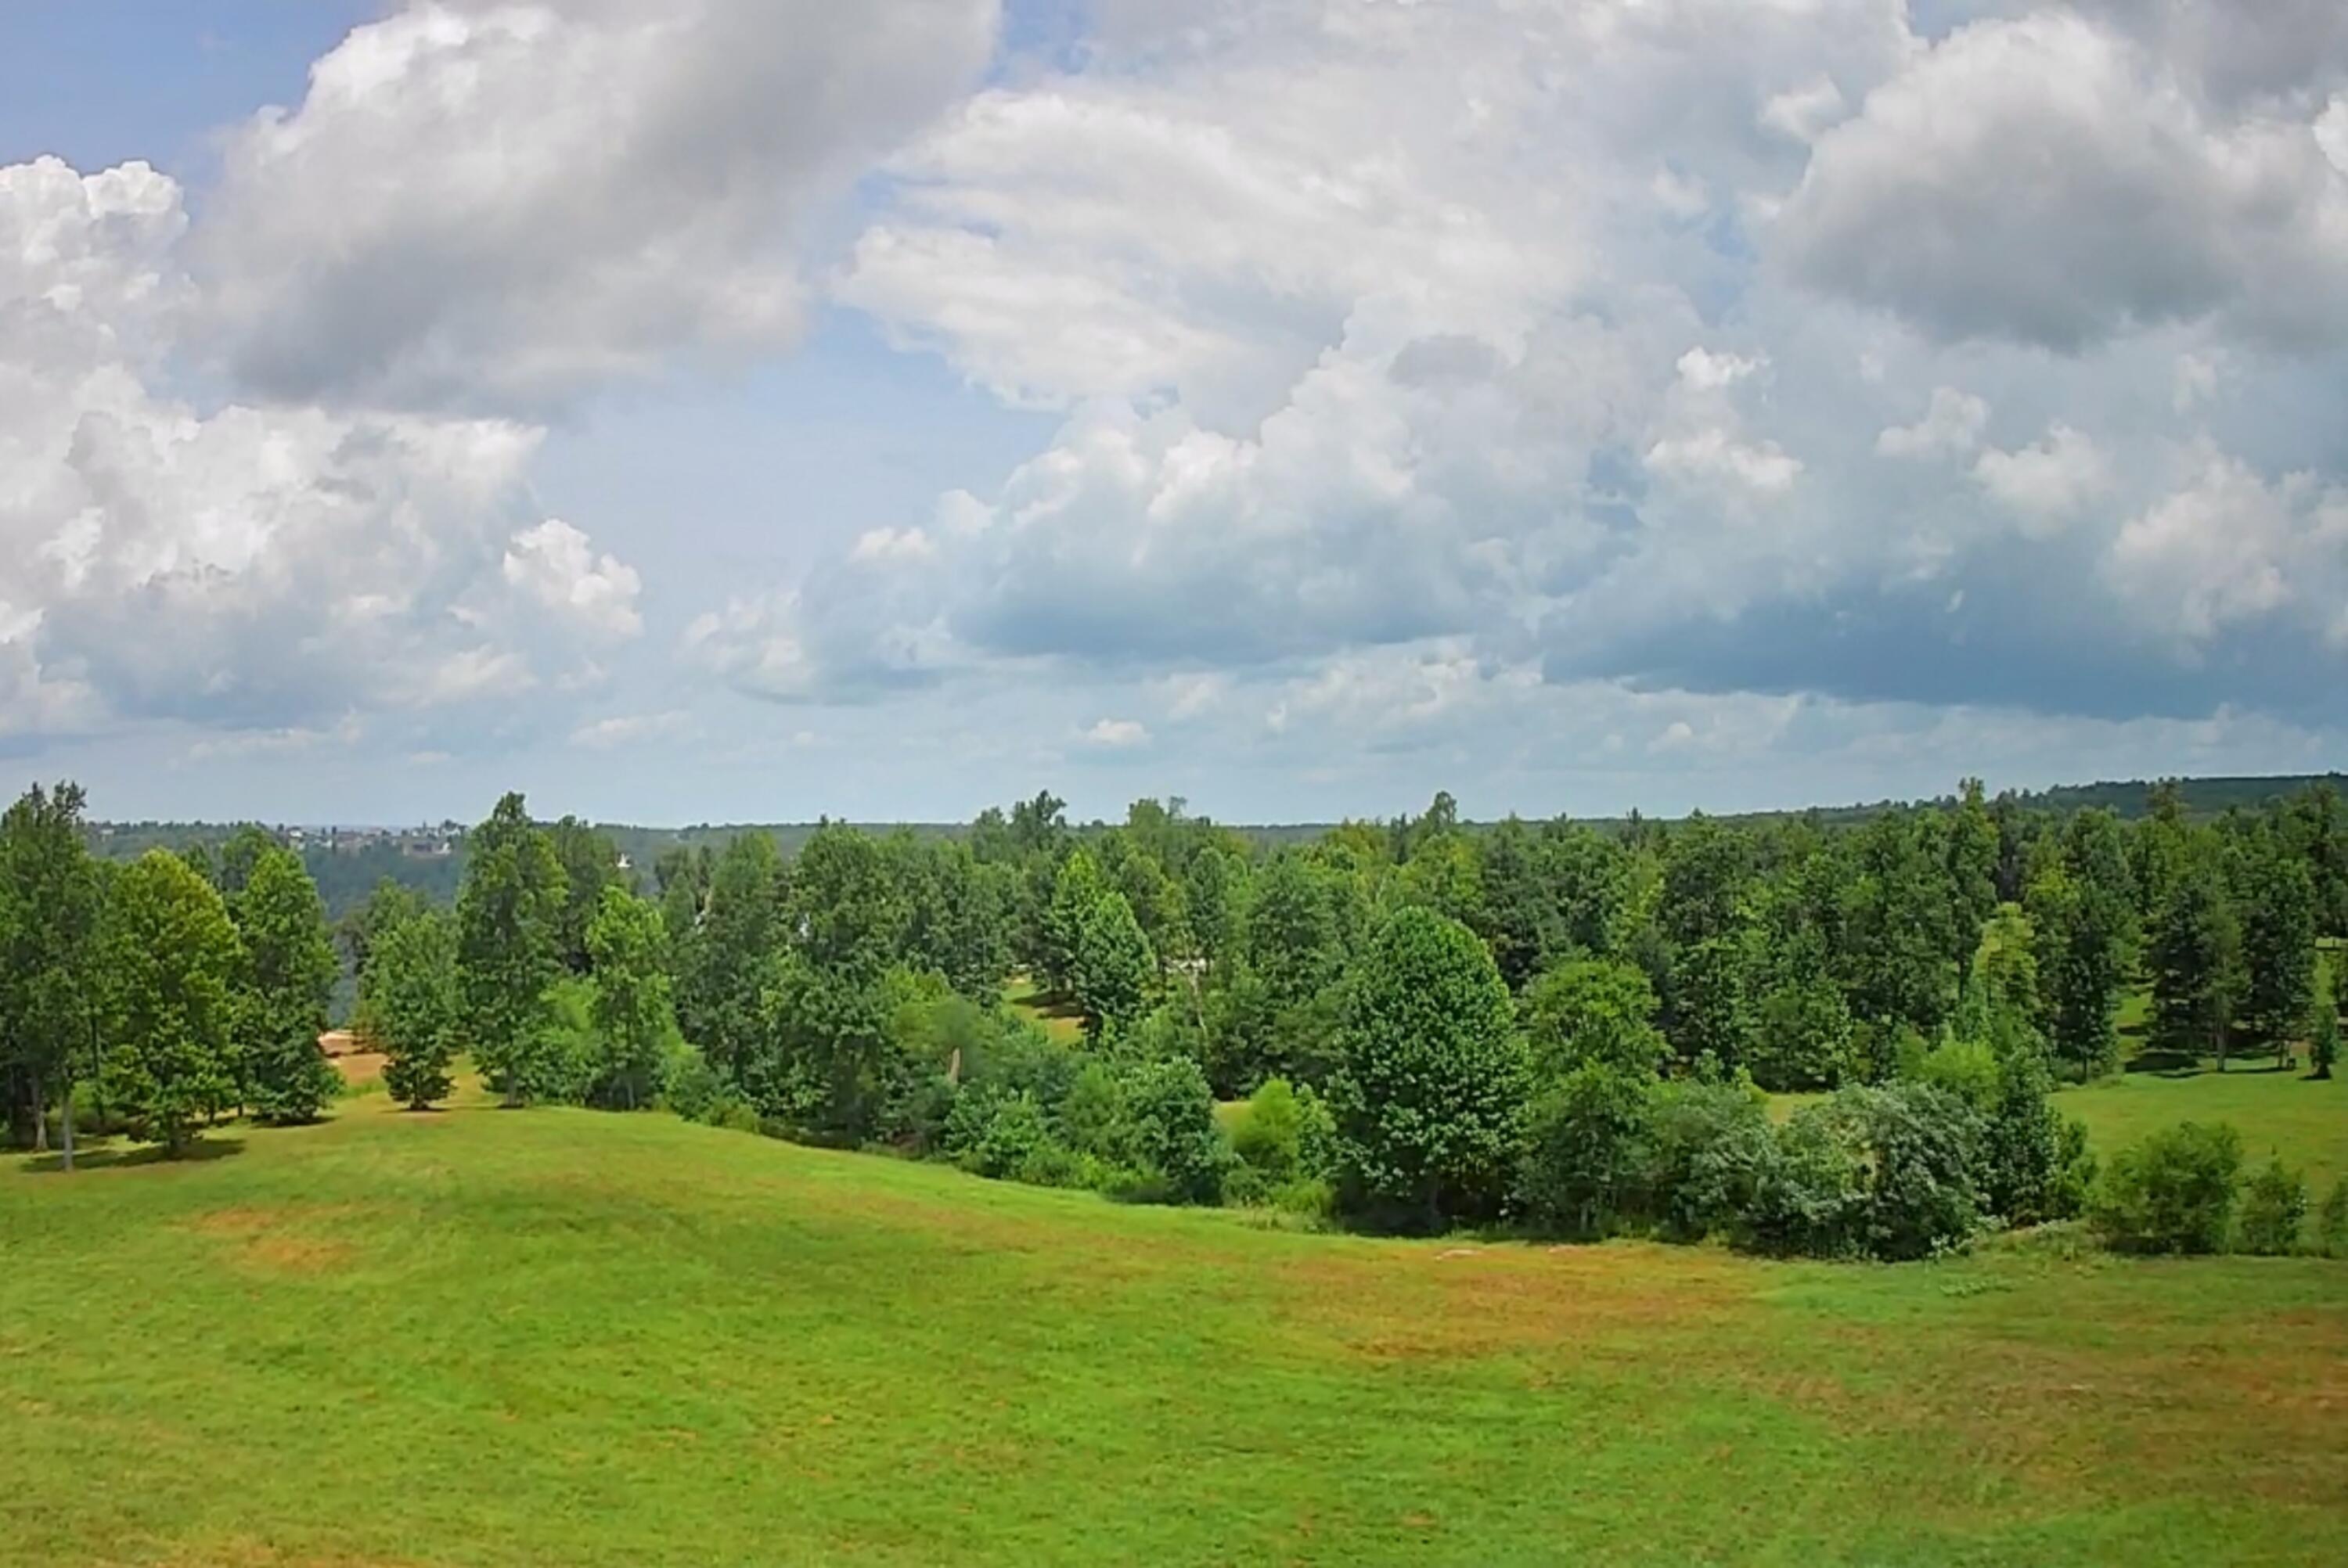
[5,777,2344,1261]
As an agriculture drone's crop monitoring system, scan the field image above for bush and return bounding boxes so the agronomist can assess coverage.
[2235,1156,2307,1256]
[1516,1064,1655,1239]
[662,1045,728,1122]
[2090,1121,2243,1255]
[1908,1037,2000,1112]
[2317,1178,2348,1258]
[1748,1084,1984,1261]
[1979,1050,2094,1225]
[954,1089,1061,1181]
[1229,1078,1310,1179]
[1114,1057,1230,1205]
[1644,1077,1774,1242]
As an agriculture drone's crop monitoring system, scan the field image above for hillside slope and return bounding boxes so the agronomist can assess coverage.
[3,1097,2344,1566]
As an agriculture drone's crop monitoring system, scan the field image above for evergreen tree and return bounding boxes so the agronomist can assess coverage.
[456,793,567,1106]
[232,845,341,1124]
[2146,843,2243,1069]
[99,851,242,1155]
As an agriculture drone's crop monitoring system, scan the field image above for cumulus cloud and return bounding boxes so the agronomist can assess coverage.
[1080,718,1149,748]
[0,154,641,744]
[200,0,1000,412]
[657,0,2346,747]
[1877,387,1989,459]
[1777,9,2348,350]
[1973,425,2112,527]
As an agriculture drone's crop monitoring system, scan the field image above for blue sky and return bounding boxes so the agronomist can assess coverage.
[2,2,2343,825]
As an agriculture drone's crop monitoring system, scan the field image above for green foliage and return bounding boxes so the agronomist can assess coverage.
[359,909,459,1109]
[456,793,568,1105]
[98,851,243,1154]
[548,815,625,973]
[1644,1077,1775,1242]
[1747,972,1858,1091]
[2233,832,2316,1066]
[1329,906,1529,1228]
[2146,840,2244,1067]
[1751,1083,1985,1261]
[2235,1156,2307,1256]
[1111,1056,1228,1204]
[585,886,676,1109]
[231,845,341,1125]
[2091,1121,2243,1255]
[1908,1036,2001,1111]
[1979,1049,2094,1225]
[1521,957,1664,1081]
[2311,960,2340,1080]
[1515,1063,1655,1239]
[1226,1077,1320,1181]
[2317,1178,2348,1258]
[675,831,783,1082]
[2026,810,2134,1079]
[1071,889,1153,1041]
[0,781,103,1153]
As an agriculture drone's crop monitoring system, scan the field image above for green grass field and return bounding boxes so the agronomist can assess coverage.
[4,1090,2346,1566]
[1005,973,1087,1044]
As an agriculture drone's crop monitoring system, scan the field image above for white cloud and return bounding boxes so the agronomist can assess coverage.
[1877,387,1989,459]
[1081,717,1149,748]
[200,0,1001,412]
[1973,425,2112,528]
[0,155,638,744]
[1777,9,2348,350]
[571,710,693,750]
[2105,451,2348,644]
[503,520,644,639]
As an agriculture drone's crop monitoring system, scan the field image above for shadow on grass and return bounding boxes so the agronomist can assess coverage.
[2123,1051,2299,1080]
[15,1138,247,1174]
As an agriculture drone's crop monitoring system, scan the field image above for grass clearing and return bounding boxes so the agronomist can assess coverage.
[1004,973,1086,1045]
[3,1087,2345,1565]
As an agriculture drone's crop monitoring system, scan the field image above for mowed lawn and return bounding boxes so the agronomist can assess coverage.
[4,1095,2346,1566]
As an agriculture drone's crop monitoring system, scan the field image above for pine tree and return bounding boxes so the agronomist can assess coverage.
[2146,843,2243,1070]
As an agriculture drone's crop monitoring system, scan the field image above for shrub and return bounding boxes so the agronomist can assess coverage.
[2317,1178,2348,1258]
[662,1045,727,1122]
[1644,1077,1774,1242]
[1230,1077,1305,1179]
[1114,1057,1230,1205]
[1516,1063,1655,1239]
[2090,1121,2243,1255]
[1056,1059,1128,1161]
[956,1090,1061,1181]
[1749,1084,1984,1261]
[2235,1157,2307,1256]
[1979,1049,2094,1225]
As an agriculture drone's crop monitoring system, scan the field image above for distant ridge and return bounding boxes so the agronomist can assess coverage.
[82,771,2348,919]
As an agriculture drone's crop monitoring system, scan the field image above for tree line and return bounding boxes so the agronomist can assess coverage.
[7,779,2343,1255]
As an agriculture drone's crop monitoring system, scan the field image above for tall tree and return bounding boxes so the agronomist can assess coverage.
[1328,905,1528,1228]
[359,909,460,1109]
[675,832,783,1083]
[585,886,674,1109]
[456,793,567,1106]
[2026,809,2134,1080]
[100,851,242,1155]
[2146,840,2243,1070]
[2234,832,2317,1068]
[231,845,341,1124]
[1072,890,1153,1041]
[548,815,625,973]
[0,782,103,1164]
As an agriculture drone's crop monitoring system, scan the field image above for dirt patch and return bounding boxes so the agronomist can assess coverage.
[1283,1239,1756,1363]
[193,1204,366,1275]
[332,1052,387,1085]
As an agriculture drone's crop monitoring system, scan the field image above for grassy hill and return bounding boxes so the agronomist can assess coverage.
[5,1091,2346,1565]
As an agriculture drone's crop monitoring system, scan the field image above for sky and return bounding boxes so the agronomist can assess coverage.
[2,2,2345,827]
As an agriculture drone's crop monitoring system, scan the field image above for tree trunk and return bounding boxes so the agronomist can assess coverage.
[30,1068,45,1153]
[59,1079,74,1174]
